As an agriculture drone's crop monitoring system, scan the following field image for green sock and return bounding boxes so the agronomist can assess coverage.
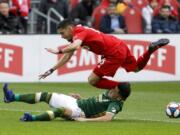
[40,92,52,103]
[14,92,51,104]
[15,94,36,104]
[32,108,65,121]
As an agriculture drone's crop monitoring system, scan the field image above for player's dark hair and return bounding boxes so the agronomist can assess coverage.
[57,19,74,29]
[118,82,131,101]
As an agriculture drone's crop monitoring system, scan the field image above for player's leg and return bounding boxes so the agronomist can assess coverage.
[123,38,170,72]
[48,93,84,118]
[20,108,72,122]
[136,38,169,71]
[88,72,119,89]
[88,72,101,86]
[14,92,51,104]
[88,59,121,89]
[3,83,51,104]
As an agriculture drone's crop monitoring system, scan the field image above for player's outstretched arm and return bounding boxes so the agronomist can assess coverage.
[45,39,82,55]
[69,93,82,100]
[39,51,74,79]
[59,40,82,53]
[74,112,114,122]
[45,48,60,54]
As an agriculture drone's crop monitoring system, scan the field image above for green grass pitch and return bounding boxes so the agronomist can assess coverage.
[0,82,180,135]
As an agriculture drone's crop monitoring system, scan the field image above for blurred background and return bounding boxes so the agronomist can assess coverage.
[0,0,180,34]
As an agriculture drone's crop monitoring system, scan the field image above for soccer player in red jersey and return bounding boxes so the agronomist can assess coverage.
[39,19,169,90]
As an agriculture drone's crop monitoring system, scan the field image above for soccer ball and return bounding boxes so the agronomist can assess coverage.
[166,102,180,118]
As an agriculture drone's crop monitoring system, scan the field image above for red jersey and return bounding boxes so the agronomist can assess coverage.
[72,25,127,58]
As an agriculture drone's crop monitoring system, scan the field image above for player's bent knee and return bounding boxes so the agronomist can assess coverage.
[63,108,73,118]
[134,67,141,73]
[128,66,141,73]
[88,77,98,86]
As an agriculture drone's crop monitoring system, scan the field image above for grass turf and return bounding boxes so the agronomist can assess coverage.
[0,82,180,135]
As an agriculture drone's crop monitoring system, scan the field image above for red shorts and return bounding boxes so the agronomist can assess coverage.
[93,45,137,77]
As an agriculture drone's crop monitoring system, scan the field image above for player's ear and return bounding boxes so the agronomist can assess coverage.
[68,25,73,31]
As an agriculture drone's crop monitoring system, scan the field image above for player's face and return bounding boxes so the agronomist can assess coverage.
[58,26,73,41]
[108,87,121,99]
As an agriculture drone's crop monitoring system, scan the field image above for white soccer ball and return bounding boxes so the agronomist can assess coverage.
[166,102,180,118]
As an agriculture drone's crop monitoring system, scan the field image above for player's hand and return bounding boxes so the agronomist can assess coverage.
[39,68,54,80]
[45,48,60,54]
[69,93,82,100]
[74,117,87,122]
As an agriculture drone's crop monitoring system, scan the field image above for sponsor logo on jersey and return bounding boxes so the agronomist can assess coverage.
[111,108,116,113]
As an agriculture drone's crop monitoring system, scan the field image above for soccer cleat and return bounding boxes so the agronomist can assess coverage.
[149,38,170,53]
[20,112,33,122]
[3,83,15,103]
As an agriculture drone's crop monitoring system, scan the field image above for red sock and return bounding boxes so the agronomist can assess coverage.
[94,78,119,90]
[137,50,151,70]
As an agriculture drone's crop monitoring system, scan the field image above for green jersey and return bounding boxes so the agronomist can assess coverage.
[77,91,123,118]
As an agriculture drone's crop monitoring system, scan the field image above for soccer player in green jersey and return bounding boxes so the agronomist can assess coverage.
[2,83,131,122]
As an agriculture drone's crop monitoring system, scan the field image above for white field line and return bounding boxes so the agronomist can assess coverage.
[0,107,180,124]
[118,117,180,124]
[0,107,43,113]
